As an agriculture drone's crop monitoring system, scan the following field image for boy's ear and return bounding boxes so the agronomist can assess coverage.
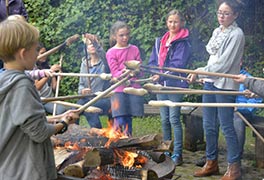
[17,48,26,60]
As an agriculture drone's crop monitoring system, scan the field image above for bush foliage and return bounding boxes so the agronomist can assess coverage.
[24,0,264,100]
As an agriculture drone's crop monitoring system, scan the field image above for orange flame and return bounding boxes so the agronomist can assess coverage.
[114,149,138,168]
[98,121,129,148]
[64,141,80,150]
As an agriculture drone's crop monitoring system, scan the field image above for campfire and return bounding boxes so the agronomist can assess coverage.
[53,123,176,180]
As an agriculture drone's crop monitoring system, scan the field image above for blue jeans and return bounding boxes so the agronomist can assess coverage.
[77,97,111,128]
[43,102,67,115]
[233,112,252,159]
[114,116,132,136]
[157,93,184,156]
[203,82,240,163]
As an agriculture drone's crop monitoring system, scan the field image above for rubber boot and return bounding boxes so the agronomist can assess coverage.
[194,160,219,177]
[221,162,242,180]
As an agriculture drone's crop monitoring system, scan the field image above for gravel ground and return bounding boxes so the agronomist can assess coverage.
[173,148,264,180]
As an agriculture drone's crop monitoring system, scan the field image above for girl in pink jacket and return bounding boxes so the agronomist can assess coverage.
[106,21,144,136]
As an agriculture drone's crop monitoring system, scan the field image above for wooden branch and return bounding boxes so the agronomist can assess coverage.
[148,100,264,108]
[130,77,153,83]
[236,111,264,144]
[142,68,193,82]
[41,94,95,102]
[77,70,132,113]
[53,101,102,113]
[37,34,80,60]
[53,54,64,116]
[142,65,264,81]
[52,72,112,80]
[150,90,250,96]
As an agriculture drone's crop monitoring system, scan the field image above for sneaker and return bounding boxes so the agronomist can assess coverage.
[164,151,171,157]
[195,155,206,167]
[171,154,183,166]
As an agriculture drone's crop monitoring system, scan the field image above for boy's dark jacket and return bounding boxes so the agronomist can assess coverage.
[0,70,57,180]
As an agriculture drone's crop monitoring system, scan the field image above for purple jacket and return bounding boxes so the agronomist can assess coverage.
[0,0,28,21]
[148,36,191,88]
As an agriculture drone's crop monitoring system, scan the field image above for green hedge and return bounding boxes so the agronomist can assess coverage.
[24,0,264,100]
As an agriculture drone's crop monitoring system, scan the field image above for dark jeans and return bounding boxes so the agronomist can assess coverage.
[77,97,111,128]
[203,82,240,163]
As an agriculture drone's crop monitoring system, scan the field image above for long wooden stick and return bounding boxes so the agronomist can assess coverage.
[53,55,63,116]
[41,94,95,102]
[52,72,112,80]
[5,0,9,16]
[77,70,132,113]
[142,68,192,82]
[142,65,264,81]
[149,90,250,96]
[236,111,264,143]
[149,100,264,108]
[37,34,79,60]
[53,101,102,113]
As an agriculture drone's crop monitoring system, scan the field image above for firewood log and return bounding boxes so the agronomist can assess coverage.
[63,160,85,178]
[147,152,166,163]
[83,148,115,167]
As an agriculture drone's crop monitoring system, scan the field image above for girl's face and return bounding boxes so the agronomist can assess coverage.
[86,39,96,55]
[38,47,47,62]
[166,14,183,34]
[114,27,130,47]
[217,2,238,28]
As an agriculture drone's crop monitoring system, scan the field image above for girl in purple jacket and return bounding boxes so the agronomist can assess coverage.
[148,9,191,166]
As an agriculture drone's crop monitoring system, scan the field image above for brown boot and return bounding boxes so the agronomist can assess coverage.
[194,160,220,177]
[221,162,241,180]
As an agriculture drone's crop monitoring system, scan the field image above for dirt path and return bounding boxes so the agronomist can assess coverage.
[173,148,264,180]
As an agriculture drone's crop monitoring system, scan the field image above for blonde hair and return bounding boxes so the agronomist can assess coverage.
[0,19,39,62]
[166,9,185,22]
[109,21,130,47]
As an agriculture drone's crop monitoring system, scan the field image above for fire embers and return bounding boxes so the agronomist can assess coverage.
[53,124,175,179]
[114,149,148,168]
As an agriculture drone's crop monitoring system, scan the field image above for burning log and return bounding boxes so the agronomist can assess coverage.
[52,124,172,151]
[53,124,175,180]
[63,160,85,178]
[83,148,115,167]
[147,152,166,163]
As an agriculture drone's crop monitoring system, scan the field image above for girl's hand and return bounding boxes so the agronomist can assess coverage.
[44,69,53,77]
[233,74,247,83]
[62,109,80,124]
[50,64,61,72]
[187,73,197,84]
[151,74,160,82]
[81,88,92,95]
[244,89,258,98]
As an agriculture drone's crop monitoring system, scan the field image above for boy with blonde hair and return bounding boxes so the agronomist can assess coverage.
[0,19,79,180]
